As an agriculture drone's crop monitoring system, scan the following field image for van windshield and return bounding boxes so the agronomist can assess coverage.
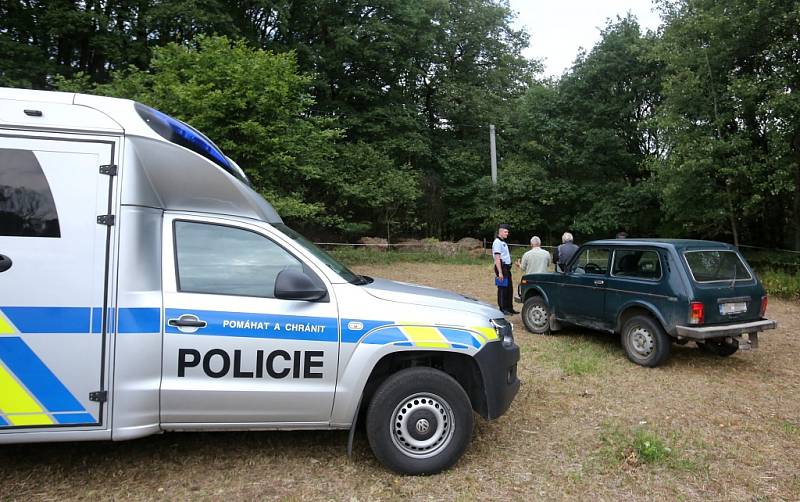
[684,250,752,283]
[273,224,367,284]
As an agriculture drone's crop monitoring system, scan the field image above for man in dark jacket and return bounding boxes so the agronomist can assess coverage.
[554,232,579,272]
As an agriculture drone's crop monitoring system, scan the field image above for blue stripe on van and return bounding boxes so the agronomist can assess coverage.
[91,308,114,334]
[119,308,160,333]
[438,328,483,349]
[340,319,393,343]
[0,337,86,412]
[362,327,407,345]
[53,412,95,424]
[0,415,8,426]
[165,309,338,342]
[116,308,160,333]
[2,307,90,333]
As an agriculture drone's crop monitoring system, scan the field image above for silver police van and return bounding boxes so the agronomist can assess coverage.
[0,88,519,474]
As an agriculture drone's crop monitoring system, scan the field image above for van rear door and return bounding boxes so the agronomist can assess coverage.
[0,132,118,432]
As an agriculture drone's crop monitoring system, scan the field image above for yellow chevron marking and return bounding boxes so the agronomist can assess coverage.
[400,326,450,348]
[0,310,15,334]
[8,414,54,426]
[475,327,498,341]
[0,364,45,414]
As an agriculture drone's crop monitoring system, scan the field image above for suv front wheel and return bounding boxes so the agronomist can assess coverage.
[366,367,473,475]
[621,315,671,367]
[522,296,550,334]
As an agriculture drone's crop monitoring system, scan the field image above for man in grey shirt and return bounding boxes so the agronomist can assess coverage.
[517,236,551,274]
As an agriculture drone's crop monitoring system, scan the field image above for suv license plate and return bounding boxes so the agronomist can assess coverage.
[720,302,747,315]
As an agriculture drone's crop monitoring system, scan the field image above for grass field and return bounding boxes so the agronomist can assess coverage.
[2,262,798,500]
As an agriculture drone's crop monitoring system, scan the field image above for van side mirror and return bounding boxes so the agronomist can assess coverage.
[274,268,327,302]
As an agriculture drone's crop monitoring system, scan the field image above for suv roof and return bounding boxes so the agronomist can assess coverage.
[585,239,735,251]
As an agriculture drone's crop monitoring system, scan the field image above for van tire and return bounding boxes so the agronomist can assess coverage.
[366,367,473,475]
[621,315,671,367]
[522,297,550,334]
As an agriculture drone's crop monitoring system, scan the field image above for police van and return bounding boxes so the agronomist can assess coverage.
[0,88,520,474]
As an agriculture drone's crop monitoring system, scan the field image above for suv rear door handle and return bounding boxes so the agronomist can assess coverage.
[594,279,605,286]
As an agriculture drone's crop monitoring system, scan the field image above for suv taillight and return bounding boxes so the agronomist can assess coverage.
[760,295,768,318]
[689,301,704,325]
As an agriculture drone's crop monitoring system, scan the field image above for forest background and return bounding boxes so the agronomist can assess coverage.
[1,0,799,251]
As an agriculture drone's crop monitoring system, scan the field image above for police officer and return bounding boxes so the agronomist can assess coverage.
[493,224,517,315]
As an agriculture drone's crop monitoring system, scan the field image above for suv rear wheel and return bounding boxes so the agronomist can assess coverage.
[366,367,473,475]
[621,315,671,367]
[522,296,550,334]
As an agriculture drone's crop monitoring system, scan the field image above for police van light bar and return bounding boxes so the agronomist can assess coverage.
[134,102,249,185]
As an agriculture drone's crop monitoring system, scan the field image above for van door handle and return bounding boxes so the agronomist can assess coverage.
[168,314,207,328]
[594,280,605,286]
[0,255,12,273]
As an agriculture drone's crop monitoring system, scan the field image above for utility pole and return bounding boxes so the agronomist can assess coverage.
[489,124,497,184]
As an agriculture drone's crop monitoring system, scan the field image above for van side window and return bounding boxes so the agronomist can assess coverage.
[0,148,60,237]
[174,221,304,298]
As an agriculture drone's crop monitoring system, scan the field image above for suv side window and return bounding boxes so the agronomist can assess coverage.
[174,221,305,298]
[611,249,662,280]
[570,247,610,275]
[0,148,60,237]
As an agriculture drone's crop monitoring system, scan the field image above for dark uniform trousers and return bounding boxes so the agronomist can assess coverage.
[494,262,513,312]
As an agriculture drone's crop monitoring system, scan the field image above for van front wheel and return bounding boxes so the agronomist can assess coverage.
[366,367,473,475]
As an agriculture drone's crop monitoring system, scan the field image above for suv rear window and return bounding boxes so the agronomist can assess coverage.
[684,250,752,283]
[612,249,662,280]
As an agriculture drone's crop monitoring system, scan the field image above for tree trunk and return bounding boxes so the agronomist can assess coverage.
[794,162,800,250]
[725,183,739,247]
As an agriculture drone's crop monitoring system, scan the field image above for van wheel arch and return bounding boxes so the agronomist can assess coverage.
[360,351,487,421]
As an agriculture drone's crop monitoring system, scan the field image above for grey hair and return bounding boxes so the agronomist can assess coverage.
[562,232,573,243]
[530,236,541,246]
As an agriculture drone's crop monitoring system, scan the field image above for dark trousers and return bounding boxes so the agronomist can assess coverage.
[494,263,513,312]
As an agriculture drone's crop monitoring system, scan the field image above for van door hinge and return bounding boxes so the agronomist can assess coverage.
[97,215,115,226]
[89,390,107,402]
[99,164,118,176]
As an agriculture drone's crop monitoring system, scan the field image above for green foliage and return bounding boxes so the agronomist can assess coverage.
[69,36,346,229]
[653,0,800,248]
[538,336,617,376]
[632,428,672,464]
[760,270,800,300]
[328,247,487,266]
[781,420,800,436]
[502,17,662,243]
[598,422,697,470]
[7,0,800,249]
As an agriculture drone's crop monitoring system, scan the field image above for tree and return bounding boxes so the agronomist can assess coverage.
[654,0,800,248]
[500,17,663,243]
[66,36,345,227]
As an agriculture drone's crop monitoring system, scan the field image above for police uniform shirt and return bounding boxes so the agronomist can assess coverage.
[492,237,511,265]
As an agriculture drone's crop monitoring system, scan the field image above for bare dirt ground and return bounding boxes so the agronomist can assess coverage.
[2,262,798,501]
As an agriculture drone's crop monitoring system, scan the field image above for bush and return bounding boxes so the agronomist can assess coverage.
[760,269,800,300]
[328,247,488,266]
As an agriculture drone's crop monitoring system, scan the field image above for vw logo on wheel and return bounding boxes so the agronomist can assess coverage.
[415,418,430,434]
